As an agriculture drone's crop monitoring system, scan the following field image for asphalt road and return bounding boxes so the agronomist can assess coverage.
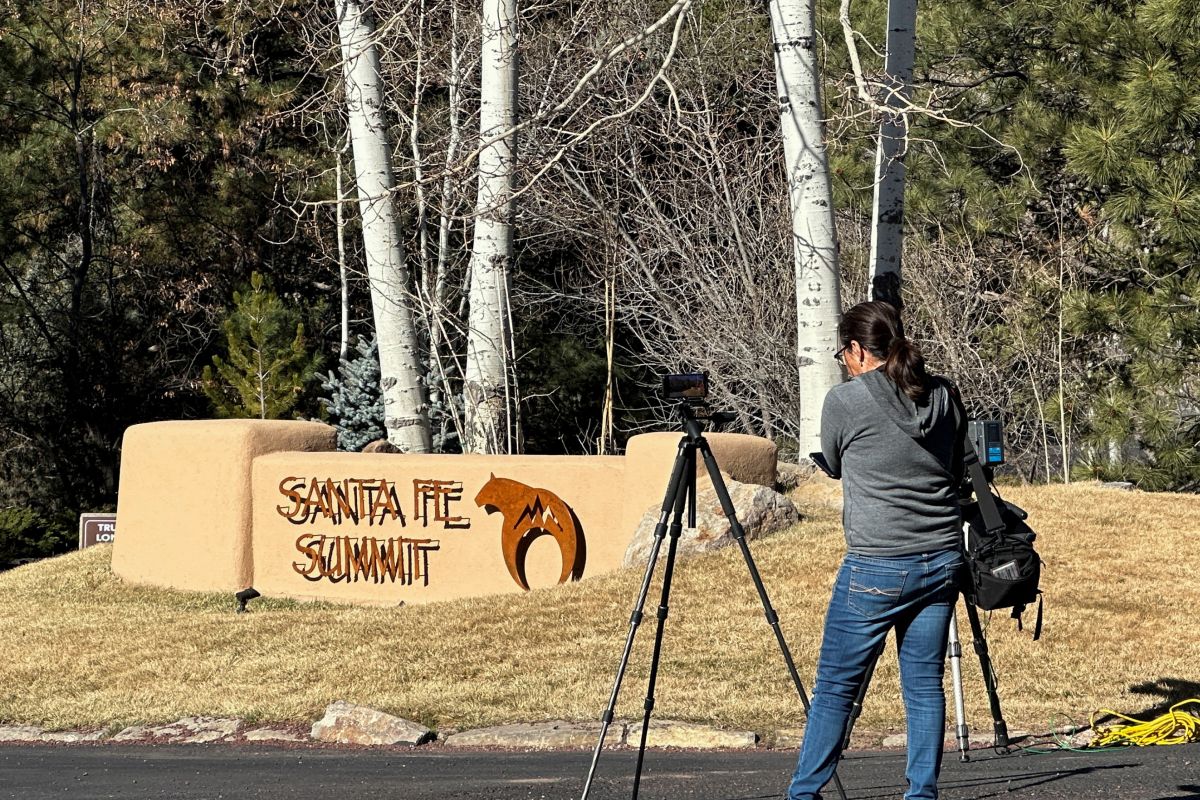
[1,743,1197,800]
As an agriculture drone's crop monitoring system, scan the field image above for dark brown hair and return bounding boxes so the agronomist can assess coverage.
[838,301,930,403]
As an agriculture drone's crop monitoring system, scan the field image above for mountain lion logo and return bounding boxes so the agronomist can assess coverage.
[474,475,585,590]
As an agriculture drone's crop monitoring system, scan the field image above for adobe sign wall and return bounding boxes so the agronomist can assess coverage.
[112,420,777,605]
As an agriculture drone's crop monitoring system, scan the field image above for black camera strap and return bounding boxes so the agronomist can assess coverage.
[944,380,1006,537]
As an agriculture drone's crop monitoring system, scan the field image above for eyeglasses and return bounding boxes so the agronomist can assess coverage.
[834,343,850,365]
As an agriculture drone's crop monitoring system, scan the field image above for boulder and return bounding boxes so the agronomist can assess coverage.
[790,472,843,514]
[362,439,401,454]
[624,476,801,567]
[775,461,816,492]
[310,700,433,746]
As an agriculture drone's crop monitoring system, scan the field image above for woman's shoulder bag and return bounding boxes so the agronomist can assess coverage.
[942,378,1044,640]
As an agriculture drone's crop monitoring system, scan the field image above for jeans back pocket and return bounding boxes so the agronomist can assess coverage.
[847,565,909,618]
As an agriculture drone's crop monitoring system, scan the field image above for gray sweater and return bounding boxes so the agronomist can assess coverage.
[820,369,961,556]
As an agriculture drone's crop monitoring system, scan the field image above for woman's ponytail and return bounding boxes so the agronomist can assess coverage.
[884,336,930,404]
[838,301,930,403]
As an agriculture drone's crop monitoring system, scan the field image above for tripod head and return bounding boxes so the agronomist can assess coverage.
[662,373,736,434]
[673,399,736,433]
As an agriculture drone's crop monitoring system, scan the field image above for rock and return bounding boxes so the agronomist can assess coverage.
[178,717,241,743]
[624,477,802,567]
[776,462,816,492]
[38,730,105,743]
[310,700,433,746]
[882,729,1031,750]
[0,725,106,743]
[772,726,806,750]
[243,728,306,743]
[113,717,240,744]
[362,439,401,454]
[0,725,45,742]
[1068,728,1097,748]
[790,472,843,513]
[1100,481,1135,491]
[624,720,756,749]
[443,720,618,750]
[112,725,151,742]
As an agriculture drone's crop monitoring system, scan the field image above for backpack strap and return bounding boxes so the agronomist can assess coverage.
[944,380,1006,538]
[1012,593,1044,641]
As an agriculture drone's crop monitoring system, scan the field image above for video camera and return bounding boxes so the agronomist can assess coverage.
[968,420,1004,469]
[660,372,738,431]
[661,372,708,402]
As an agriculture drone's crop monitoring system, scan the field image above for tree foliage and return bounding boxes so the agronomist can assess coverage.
[203,273,322,419]
[0,0,329,532]
[321,336,385,451]
[0,506,74,565]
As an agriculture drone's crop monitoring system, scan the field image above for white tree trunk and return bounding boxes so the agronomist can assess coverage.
[463,0,519,454]
[867,0,918,304]
[768,0,843,454]
[336,0,432,452]
[335,147,350,362]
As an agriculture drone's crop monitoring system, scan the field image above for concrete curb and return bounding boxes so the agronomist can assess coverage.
[0,718,761,750]
[0,714,1068,751]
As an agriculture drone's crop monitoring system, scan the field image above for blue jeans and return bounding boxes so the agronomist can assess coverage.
[787,549,963,800]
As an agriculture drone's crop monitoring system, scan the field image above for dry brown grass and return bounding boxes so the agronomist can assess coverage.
[1,483,1198,740]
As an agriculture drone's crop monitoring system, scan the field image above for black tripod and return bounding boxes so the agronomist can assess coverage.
[579,401,848,800]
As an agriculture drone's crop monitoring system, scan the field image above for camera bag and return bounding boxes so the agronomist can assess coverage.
[961,497,1041,613]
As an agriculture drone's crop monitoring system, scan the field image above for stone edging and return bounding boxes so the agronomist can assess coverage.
[0,702,1094,751]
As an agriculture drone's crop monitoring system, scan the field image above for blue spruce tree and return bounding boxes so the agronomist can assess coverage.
[321,337,385,451]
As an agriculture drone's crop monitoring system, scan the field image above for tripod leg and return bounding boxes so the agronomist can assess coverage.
[580,439,693,800]
[946,603,970,761]
[692,434,849,800]
[841,639,885,753]
[630,450,693,800]
[962,601,1009,748]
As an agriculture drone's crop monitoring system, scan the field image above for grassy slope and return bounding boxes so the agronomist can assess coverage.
[0,483,1197,739]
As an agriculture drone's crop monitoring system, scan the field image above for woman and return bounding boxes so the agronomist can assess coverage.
[787,301,963,800]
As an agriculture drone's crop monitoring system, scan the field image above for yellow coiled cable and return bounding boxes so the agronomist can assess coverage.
[1089,699,1200,747]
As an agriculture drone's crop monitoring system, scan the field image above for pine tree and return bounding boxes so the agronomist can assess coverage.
[1064,274,1200,490]
[1061,0,1200,265]
[320,337,385,451]
[1047,0,1200,489]
[202,273,321,419]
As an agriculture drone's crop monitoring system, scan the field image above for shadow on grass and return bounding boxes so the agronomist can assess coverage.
[1088,677,1200,726]
[1128,678,1200,716]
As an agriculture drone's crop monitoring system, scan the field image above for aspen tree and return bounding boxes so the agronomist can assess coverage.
[336,0,433,452]
[767,0,843,453]
[463,0,519,453]
[867,0,917,306]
